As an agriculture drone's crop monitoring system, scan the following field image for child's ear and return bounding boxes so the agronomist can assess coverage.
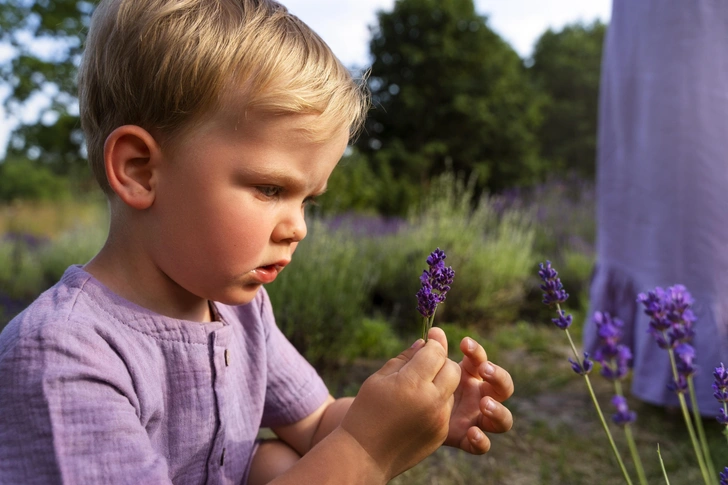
[104,125,161,210]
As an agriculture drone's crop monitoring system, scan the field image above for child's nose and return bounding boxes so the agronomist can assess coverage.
[273,208,307,243]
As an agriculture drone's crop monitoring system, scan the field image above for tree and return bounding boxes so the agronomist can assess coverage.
[0,0,93,176]
[356,0,544,214]
[528,20,606,181]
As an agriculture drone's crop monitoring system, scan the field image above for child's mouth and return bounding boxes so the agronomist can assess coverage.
[250,263,285,284]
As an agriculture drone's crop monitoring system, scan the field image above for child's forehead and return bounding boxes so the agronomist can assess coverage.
[205,102,349,144]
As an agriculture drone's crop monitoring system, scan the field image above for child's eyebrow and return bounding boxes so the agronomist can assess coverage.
[235,166,327,193]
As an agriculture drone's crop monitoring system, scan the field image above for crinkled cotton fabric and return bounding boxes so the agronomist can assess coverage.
[0,265,329,484]
[586,0,728,413]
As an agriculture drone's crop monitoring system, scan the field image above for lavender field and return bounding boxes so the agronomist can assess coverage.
[2,177,723,483]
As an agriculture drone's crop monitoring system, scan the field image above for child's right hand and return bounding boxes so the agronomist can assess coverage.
[340,328,461,480]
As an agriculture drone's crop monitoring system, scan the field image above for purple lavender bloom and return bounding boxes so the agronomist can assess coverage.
[551,310,572,329]
[596,345,633,381]
[718,408,728,425]
[569,352,593,375]
[416,248,454,318]
[611,395,637,426]
[720,467,728,485]
[638,284,696,350]
[713,363,728,425]
[674,343,697,377]
[714,363,728,402]
[416,286,438,318]
[668,375,689,394]
[538,261,569,305]
[591,312,633,381]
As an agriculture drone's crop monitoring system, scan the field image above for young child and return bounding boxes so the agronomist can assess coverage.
[0,1,514,483]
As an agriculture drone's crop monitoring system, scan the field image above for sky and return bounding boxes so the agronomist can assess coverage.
[0,0,612,158]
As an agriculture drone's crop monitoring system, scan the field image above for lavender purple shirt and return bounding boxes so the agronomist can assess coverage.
[0,265,330,484]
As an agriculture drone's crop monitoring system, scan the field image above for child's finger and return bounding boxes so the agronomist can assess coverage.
[427,326,448,354]
[459,336,488,378]
[432,357,461,399]
[465,426,492,455]
[401,337,450,384]
[478,362,514,402]
[478,396,514,434]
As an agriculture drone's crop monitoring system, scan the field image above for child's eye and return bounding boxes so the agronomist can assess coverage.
[303,195,319,207]
[256,186,282,198]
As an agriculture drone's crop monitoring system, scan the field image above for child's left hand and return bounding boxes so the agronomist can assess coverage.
[444,334,514,454]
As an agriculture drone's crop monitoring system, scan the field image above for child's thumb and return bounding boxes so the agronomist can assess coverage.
[377,338,425,375]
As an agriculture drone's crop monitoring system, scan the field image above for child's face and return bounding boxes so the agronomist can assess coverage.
[148,110,349,308]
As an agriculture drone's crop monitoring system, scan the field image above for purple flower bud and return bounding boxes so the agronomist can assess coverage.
[551,310,572,330]
[538,261,569,305]
[713,383,728,403]
[668,375,688,394]
[720,467,728,485]
[674,343,697,377]
[715,363,728,387]
[718,408,728,426]
[569,352,593,375]
[597,345,632,381]
[426,248,446,268]
[416,286,437,318]
[611,395,637,426]
[713,363,728,425]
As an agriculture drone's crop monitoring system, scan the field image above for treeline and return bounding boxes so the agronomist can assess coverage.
[0,0,605,214]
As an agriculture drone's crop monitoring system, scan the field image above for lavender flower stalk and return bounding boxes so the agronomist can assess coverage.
[638,286,715,485]
[416,248,454,342]
[538,261,634,485]
[593,311,647,485]
[713,363,728,445]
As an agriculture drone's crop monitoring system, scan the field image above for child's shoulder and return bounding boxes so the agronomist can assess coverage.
[0,265,118,356]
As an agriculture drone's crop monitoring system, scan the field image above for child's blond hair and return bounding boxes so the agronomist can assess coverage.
[78,0,369,194]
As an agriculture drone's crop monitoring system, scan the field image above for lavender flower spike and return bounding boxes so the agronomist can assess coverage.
[417,248,455,340]
[713,363,728,425]
[538,261,569,305]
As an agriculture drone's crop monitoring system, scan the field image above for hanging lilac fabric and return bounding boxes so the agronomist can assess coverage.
[585,0,728,414]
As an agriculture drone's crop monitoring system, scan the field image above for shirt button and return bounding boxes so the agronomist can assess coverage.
[224,349,230,367]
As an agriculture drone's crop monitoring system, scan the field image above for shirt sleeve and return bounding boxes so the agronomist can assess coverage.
[0,321,173,485]
[256,289,330,428]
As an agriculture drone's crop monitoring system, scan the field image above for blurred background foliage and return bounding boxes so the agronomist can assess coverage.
[0,0,601,367]
[0,0,606,210]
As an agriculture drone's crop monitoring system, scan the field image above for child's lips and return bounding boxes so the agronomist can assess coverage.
[250,261,288,284]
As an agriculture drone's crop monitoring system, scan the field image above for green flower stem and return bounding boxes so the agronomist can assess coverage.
[614,381,648,485]
[687,376,716,479]
[559,318,633,485]
[422,307,438,342]
[666,349,714,485]
[657,444,671,485]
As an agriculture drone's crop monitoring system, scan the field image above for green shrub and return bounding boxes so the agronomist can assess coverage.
[38,224,106,283]
[342,317,403,360]
[371,173,536,334]
[266,218,379,367]
[0,238,45,299]
[0,158,72,202]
